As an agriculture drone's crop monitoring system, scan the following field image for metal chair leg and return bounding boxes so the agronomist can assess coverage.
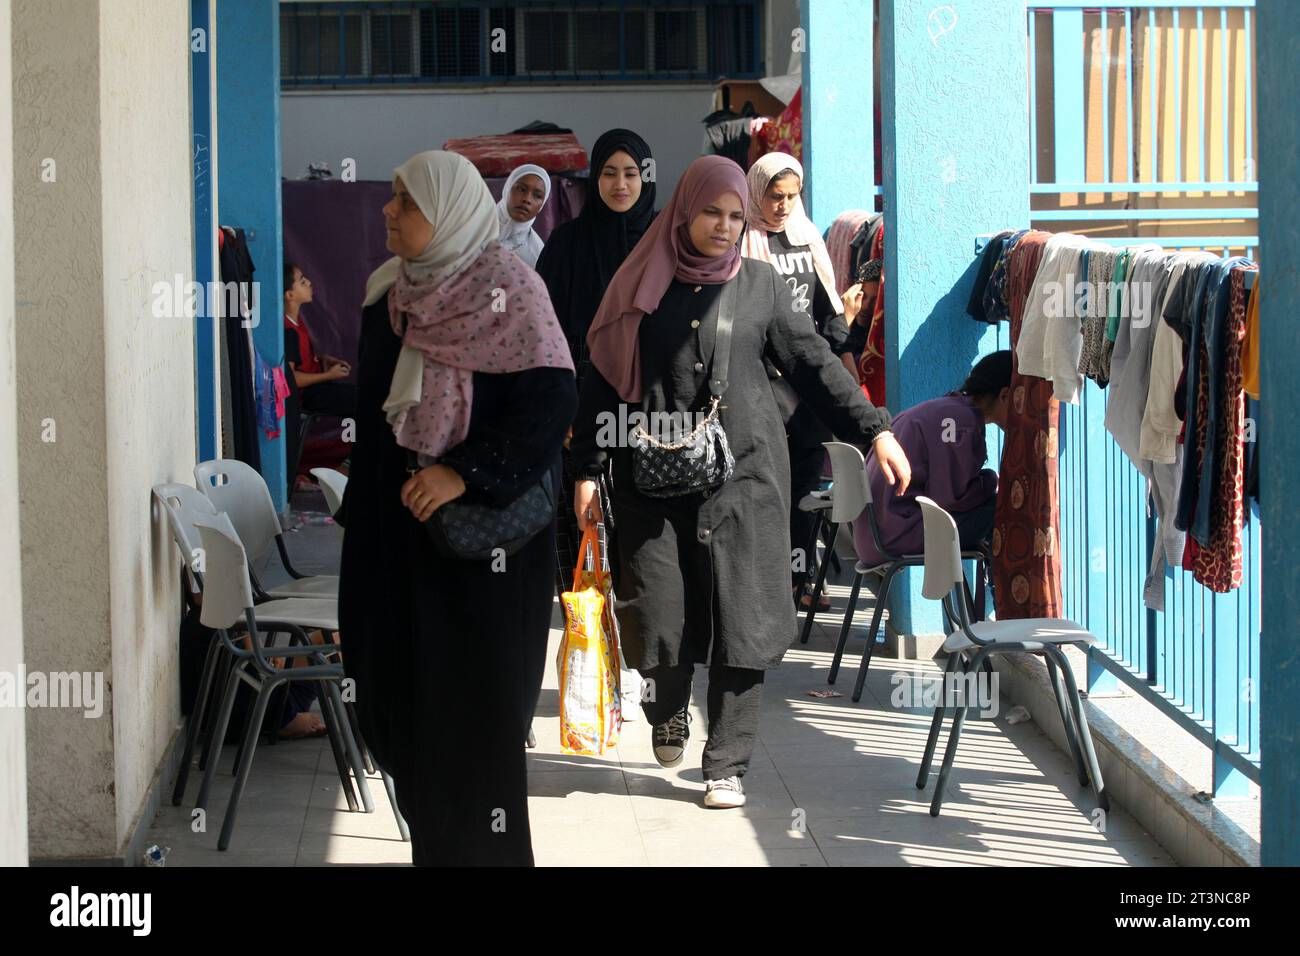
[315,679,360,813]
[344,700,375,775]
[799,520,837,645]
[917,650,961,790]
[327,680,374,813]
[796,512,825,644]
[218,678,279,851]
[230,687,258,775]
[172,632,223,805]
[260,628,290,749]
[196,660,246,812]
[822,520,843,576]
[828,569,865,684]
[931,650,987,816]
[1046,645,1109,811]
[198,646,237,773]
[379,771,411,842]
[1044,652,1089,786]
[851,565,898,703]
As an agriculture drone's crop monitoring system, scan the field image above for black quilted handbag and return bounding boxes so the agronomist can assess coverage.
[629,280,737,498]
[408,452,557,561]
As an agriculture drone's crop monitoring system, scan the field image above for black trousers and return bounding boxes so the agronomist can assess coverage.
[301,381,356,418]
[640,657,765,780]
[954,496,998,615]
[787,404,832,592]
[954,496,997,549]
[288,383,357,495]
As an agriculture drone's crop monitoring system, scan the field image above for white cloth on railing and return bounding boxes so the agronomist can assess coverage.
[1016,232,1095,404]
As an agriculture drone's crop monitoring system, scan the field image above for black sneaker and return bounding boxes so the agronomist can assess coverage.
[652,706,691,768]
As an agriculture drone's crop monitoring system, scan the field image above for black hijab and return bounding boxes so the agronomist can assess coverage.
[537,128,656,356]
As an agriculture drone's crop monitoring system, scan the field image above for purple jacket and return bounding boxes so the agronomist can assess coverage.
[852,394,998,566]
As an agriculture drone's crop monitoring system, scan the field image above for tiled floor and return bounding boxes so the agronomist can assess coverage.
[145,495,1175,866]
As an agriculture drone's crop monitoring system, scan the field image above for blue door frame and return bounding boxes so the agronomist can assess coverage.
[191,0,217,463]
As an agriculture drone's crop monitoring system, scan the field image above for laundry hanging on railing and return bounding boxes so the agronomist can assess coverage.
[969,229,1261,607]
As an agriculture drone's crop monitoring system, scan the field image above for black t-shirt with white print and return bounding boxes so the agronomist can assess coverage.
[766,230,852,355]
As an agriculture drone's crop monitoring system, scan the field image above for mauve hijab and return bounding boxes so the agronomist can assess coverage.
[585,156,748,403]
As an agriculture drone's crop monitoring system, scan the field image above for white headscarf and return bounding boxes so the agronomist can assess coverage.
[495,164,550,268]
[363,150,500,307]
[739,152,843,315]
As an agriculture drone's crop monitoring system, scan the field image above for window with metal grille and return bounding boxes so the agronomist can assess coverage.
[279,1,760,88]
[281,7,365,81]
[371,11,414,77]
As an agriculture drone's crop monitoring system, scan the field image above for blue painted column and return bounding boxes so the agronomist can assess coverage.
[800,0,875,227]
[216,0,286,510]
[1257,0,1300,867]
[877,0,1029,635]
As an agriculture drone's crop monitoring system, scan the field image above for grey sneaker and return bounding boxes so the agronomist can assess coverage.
[704,775,746,809]
[652,707,691,768]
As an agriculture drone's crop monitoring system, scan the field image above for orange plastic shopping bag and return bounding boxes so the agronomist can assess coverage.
[557,524,622,754]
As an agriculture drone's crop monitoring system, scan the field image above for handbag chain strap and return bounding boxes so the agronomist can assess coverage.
[631,278,738,451]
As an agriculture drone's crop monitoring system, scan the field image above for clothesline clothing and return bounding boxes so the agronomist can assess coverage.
[991,230,1063,619]
[972,227,1262,607]
[1015,231,1096,406]
[1100,246,1182,610]
[967,230,1017,325]
[1174,257,1253,542]
[1242,278,1261,400]
[1190,265,1256,592]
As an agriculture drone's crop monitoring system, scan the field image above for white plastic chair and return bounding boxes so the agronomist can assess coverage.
[820,442,990,702]
[153,482,218,596]
[194,458,337,601]
[154,484,355,805]
[154,482,230,804]
[191,513,376,850]
[309,467,348,518]
[912,496,1108,817]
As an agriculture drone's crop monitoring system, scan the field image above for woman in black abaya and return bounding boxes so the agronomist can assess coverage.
[338,151,575,866]
[535,128,656,595]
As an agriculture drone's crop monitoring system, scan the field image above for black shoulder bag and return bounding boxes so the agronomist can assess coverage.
[629,279,737,498]
[407,451,557,561]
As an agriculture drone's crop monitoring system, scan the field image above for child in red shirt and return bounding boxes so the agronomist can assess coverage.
[283,261,355,417]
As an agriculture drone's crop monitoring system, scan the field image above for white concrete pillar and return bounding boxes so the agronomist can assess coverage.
[11,0,195,861]
[0,0,30,868]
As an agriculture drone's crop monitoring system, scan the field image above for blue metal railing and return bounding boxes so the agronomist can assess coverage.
[1029,2,1258,258]
[279,0,763,88]
[1032,2,1260,797]
[1057,384,1261,797]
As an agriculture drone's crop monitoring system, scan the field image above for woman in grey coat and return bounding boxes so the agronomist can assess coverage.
[569,156,911,808]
